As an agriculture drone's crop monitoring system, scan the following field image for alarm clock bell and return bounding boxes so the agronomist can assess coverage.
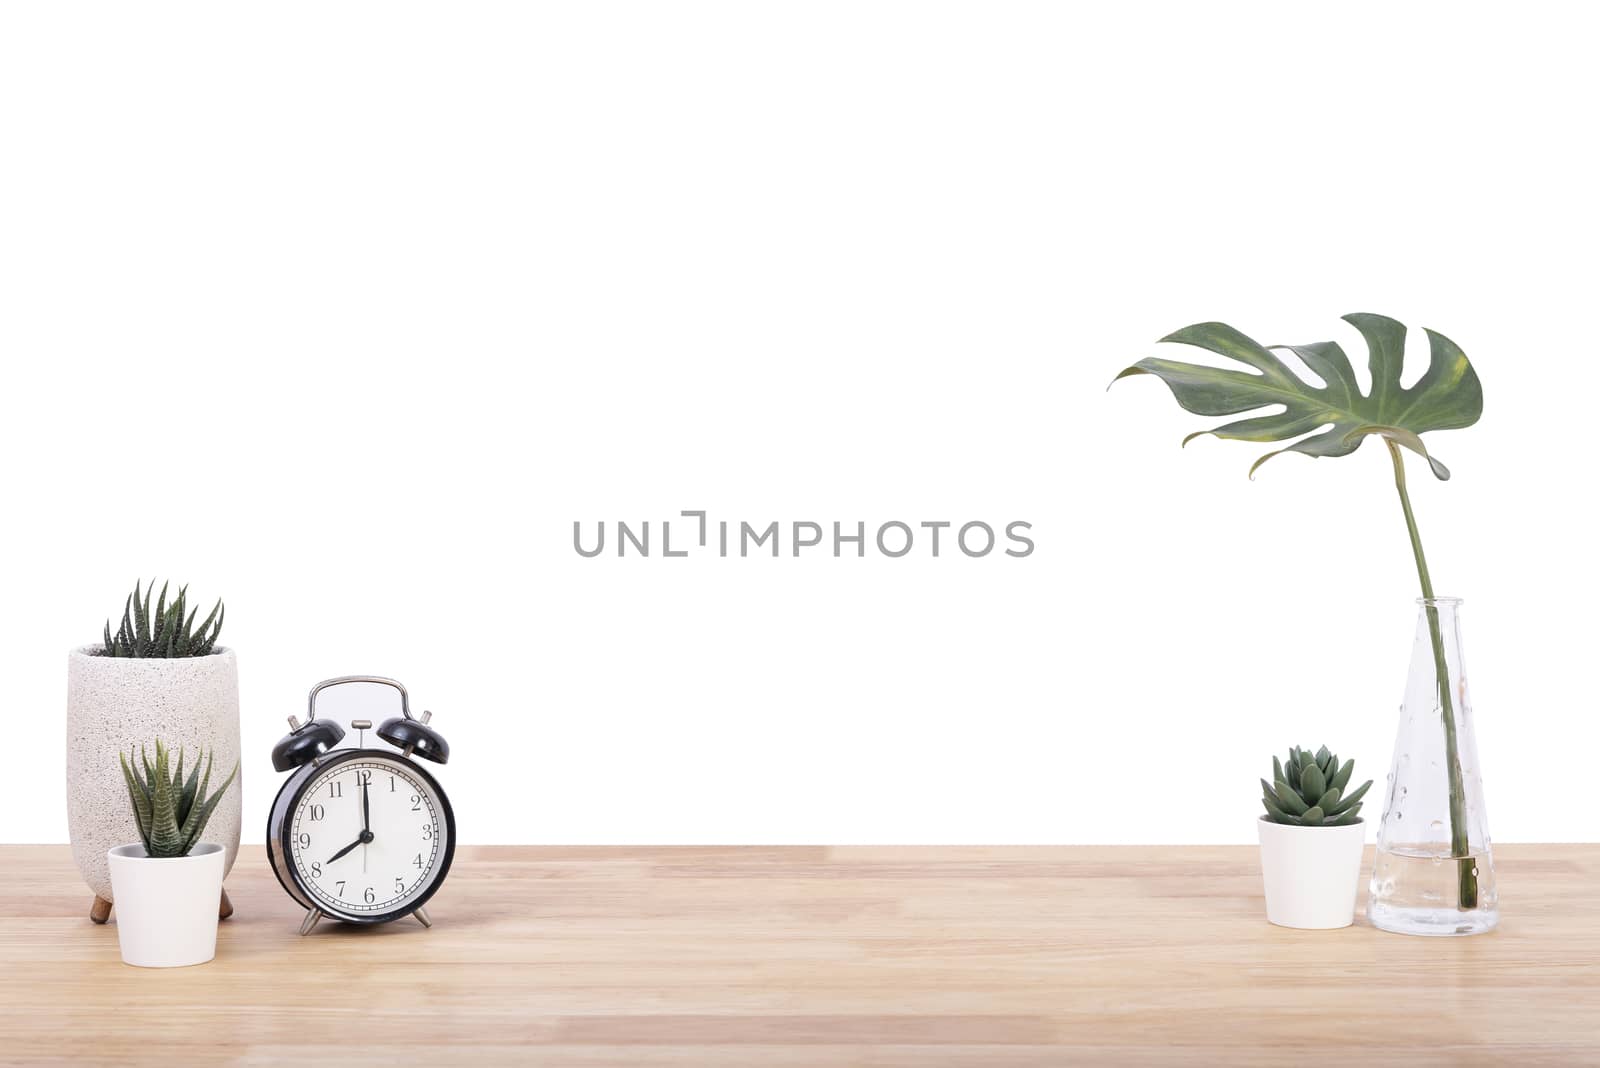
[270,716,345,772]
[377,709,449,763]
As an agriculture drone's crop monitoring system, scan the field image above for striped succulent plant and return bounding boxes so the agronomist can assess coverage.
[1260,745,1372,827]
[118,740,239,857]
[101,579,224,658]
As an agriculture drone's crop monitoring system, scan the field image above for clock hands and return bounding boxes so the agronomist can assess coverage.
[325,836,365,865]
[325,776,377,866]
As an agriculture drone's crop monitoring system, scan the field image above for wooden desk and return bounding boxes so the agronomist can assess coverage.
[1,844,1595,1065]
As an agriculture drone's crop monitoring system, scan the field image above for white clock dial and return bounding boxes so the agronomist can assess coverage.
[288,757,449,917]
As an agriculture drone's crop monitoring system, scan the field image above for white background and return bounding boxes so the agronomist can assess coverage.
[3,2,1596,844]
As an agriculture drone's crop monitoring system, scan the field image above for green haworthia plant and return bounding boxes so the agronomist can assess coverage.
[118,740,239,858]
[1113,313,1483,907]
[100,579,224,658]
[1260,745,1372,827]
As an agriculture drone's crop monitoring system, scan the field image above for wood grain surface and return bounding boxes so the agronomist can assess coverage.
[0,844,1595,1066]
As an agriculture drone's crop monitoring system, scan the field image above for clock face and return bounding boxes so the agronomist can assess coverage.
[285,754,452,920]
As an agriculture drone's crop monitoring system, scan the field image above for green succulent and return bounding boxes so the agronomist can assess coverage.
[118,740,239,857]
[1260,745,1372,827]
[101,579,224,658]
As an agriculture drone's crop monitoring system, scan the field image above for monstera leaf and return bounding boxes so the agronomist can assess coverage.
[1112,313,1482,479]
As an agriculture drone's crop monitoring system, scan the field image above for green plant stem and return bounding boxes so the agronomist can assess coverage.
[1386,440,1477,910]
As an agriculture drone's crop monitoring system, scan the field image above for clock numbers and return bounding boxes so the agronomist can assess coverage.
[328,780,343,798]
[308,804,325,821]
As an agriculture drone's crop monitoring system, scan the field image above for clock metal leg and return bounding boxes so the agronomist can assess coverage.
[413,906,433,929]
[219,888,234,920]
[89,895,112,924]
[299,908,324,936]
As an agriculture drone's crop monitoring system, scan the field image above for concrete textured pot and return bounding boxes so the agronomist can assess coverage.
[66,646,241,919]
[1257,816,1366,929]
[107,842,225,967]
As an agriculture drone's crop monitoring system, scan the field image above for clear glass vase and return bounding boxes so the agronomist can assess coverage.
[1368,597,1498,936]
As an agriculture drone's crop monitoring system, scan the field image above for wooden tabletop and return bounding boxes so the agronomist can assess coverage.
[0,844,1596,1066]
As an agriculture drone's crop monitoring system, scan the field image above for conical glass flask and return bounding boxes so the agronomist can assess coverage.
[1368,597,1498,936]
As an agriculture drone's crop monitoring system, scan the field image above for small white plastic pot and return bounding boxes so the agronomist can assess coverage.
[106,842,225,967]
[1257,817,1366,930]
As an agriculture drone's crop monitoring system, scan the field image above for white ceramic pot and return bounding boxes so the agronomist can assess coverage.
[66,646,241,906]
[1257,817,1367,929]
[106,843,225,967]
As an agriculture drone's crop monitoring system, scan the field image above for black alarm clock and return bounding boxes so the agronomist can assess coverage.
[267,676,456,935]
